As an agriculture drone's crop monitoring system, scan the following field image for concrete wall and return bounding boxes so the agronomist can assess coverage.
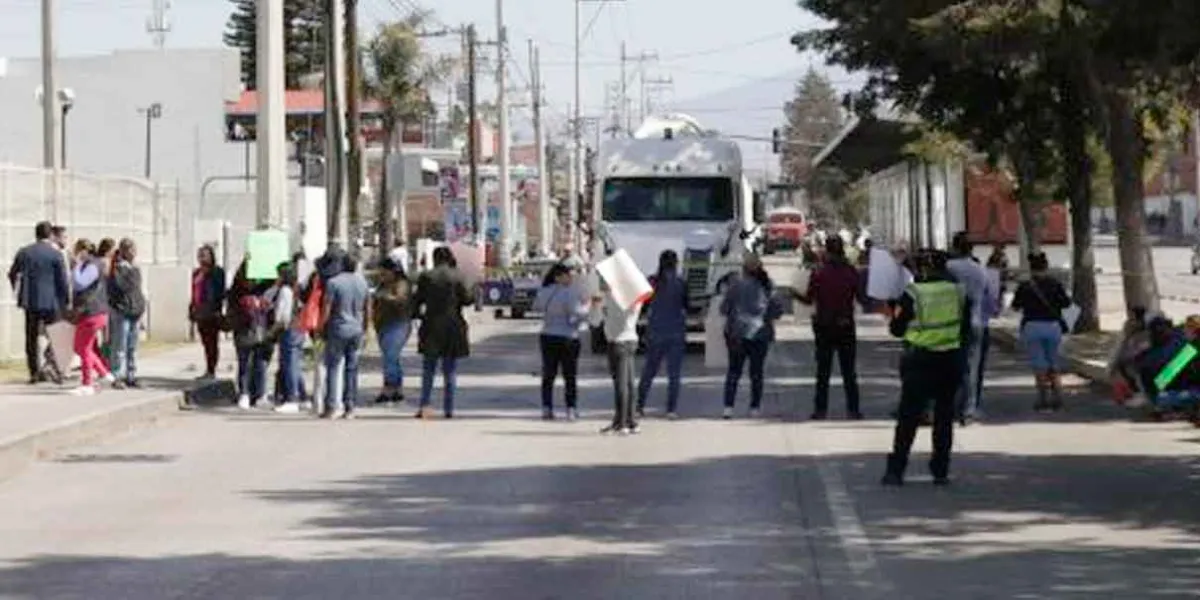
[0,48,245,192]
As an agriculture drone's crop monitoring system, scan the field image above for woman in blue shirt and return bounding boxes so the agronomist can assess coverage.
[533,262,590,420]
[720,253,784,419]
[636,250,688,419]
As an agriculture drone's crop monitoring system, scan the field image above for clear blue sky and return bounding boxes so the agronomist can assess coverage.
[0,0,856,138]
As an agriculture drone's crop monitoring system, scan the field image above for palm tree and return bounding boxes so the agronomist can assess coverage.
[364,12,455,250]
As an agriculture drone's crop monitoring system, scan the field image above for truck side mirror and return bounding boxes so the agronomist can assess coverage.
[752,192,765,222]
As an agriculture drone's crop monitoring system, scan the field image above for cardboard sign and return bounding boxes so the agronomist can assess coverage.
[449,240,484,284]
[246,230,290,280]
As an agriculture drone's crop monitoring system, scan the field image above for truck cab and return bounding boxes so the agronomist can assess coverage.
[588,114,763,342]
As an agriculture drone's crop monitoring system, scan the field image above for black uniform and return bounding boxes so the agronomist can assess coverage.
[882,262,971,486]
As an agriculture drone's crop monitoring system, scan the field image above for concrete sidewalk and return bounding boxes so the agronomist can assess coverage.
[0,341,234,482]
[0,311,507,482]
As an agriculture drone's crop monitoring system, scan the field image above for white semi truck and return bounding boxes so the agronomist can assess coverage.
[588,114,764,345]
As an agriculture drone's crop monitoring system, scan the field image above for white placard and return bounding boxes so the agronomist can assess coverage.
[448,240,484,284]
[47,321,75,373]
[595,249,652,310]
[791,267,812,320]
[866,248,904,300]
[704,295,728,369]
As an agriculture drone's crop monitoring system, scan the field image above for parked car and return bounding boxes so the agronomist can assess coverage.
[501,258,559,319]
[763,208,808,254]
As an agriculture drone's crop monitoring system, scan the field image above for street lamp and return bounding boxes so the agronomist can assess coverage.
[34,86,74,168]
[138,103,163,179]
[59,88,74,168]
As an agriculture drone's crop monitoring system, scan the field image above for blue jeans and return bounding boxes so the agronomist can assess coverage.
[957,324,986,415]
[724,338,769,409]
[324,334,363,411]
[420,355,459,414]
[377,321,412,389]
[110,314,140,382]
[1021,320,1063,373]
[236,344,271,402]
[278,329,304,402]
[637,336,685,412]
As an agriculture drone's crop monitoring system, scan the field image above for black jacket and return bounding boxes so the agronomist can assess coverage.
[108,260,146,318]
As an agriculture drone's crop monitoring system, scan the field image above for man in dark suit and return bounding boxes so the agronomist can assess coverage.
[8,221,70,383]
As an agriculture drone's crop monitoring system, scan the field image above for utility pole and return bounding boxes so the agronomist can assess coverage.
[495,0,512,269]
[529,39,550,257]
[622,48,656,131]
[41,0,60,221]
[256,0,286,229]
[572,0,582,246]
[644,75,673,117]
[620,42,626,134]
[146,0,171,49]
[345,0,363,252]
[466,25,482,247]
[324,0,348,244]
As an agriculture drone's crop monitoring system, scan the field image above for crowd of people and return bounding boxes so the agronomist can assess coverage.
[8,221,146,396]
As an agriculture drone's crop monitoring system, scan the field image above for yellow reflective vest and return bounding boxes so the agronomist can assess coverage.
[902,281,963,352]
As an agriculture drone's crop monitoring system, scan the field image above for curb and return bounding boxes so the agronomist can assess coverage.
[990,327,1111,387]
[0,381,228,482]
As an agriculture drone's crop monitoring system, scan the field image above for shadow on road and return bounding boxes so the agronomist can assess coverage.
[1,450,1197,598]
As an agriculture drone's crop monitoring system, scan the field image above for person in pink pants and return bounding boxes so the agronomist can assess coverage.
[68,239,114,395]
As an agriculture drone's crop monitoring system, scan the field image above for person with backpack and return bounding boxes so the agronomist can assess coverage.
[228,259,274,409]
[107,239,146,389]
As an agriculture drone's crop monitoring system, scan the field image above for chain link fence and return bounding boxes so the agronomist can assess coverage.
[0,165,186,362]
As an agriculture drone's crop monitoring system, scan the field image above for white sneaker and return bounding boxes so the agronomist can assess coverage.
[68,385,95,396]
[101,373,116,386]
[236,395,251,410]
[299,400,314,412]
[749,408,762,418]
[274,402,301,414]
[722,407,734,420]
[666,412,680,421]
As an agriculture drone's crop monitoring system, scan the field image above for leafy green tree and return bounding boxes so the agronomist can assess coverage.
[778,69,846,225]
[364,12,455,249]
[224,0,325,90]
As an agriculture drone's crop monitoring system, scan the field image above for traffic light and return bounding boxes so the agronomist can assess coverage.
[771,128,781,154]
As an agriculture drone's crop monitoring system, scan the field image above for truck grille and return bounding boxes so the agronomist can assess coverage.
[684,249,711,309]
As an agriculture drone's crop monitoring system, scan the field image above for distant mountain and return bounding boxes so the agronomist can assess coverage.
[673,67,808,179]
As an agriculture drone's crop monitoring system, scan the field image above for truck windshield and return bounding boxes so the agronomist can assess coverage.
[601,177,735,222]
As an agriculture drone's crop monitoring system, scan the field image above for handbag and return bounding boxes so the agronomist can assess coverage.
[1028,278,1075,334]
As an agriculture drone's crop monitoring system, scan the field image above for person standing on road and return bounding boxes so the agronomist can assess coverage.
[107,239,146,389]
[600,278,642,434]
[882,250,970,487]
[411,247,474,419]
[637,250,687,419]
[228,260,273,409]
[189,245,226,380]
[7,221,70,384]
[533,262,589,421]
[269,263,306,413]
[318,254,369,419]
[946,232,991,423]
[68,239,116,396]
[1011,251,1073,412]
[720,253,784,419]
[372,257,413,405]
[798,236,863,420]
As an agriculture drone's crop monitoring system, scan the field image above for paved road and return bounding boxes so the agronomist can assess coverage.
[0,316,1199,598]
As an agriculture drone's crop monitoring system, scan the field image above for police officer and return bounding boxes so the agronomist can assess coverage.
[882,249,970,487]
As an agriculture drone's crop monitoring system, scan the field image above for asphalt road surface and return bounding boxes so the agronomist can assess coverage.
[0,315,1198,599]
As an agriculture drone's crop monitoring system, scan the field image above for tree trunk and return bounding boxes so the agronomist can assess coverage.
[1012,148,1042,264]
[1102,90,1160,312]
[1059,74,1100,333]
[378,127,394,252]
